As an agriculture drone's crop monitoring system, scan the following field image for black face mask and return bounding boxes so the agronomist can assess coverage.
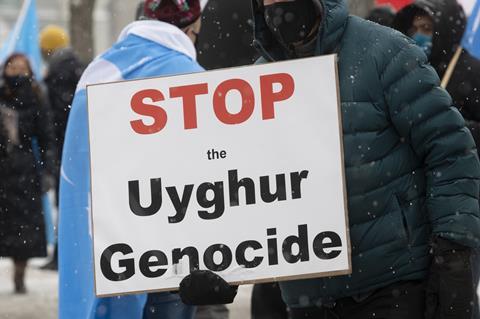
[264,0,320,47]
[4,75,31,89]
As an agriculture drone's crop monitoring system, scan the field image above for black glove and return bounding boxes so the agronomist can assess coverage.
[425,237,477,319]
[179,270,238,305]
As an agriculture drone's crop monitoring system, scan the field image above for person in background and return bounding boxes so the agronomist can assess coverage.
[197,0,257,69]
[39,24,84,272]
[366,6,396,27]
[394,0,480,150]
[179,0,480,318]
[0,53,56,294]
[59,0,205,318]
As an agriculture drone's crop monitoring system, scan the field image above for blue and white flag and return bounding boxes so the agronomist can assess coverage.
[0,0,42,78]
[462,0,480,59]
[59,20,202,319]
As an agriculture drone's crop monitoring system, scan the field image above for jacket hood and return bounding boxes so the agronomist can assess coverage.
[251,0,349,61]
[393,0,466,76]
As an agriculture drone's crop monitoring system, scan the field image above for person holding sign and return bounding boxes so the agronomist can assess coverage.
[59,1,208,318]
[180,0,480,318]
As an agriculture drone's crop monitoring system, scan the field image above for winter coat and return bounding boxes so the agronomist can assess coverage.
[197,0,257,69]
[394,0,480,149]
[44,48,84,170]
[0,82,55,259]
[59,20,203,319]
[252,0,480,308]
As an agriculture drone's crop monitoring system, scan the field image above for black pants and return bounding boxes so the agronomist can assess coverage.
[251,283,288,319]
[289,281,425,319]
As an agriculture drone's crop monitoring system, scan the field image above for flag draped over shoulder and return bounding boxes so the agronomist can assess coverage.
[0,0,42,78]
[462,0,480,59]
[59,20,203,319]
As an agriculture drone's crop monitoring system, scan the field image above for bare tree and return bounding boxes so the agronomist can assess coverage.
[348,0,375,18]
[70,0,96,63]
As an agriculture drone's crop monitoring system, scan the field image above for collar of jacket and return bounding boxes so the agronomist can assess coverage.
[252,0,349,62]
[118,20,197,61]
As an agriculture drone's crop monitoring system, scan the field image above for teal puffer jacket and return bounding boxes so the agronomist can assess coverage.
[253,0,480,307]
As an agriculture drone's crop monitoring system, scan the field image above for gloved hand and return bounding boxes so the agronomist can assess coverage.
[425,237,477,319]
[179,270,238,305]
[41,174,56,194]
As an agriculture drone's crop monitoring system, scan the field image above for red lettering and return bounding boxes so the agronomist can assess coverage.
[260,73,295,120]
[130,89,167,135]
[213,79,255,125]
[170,83,209,130]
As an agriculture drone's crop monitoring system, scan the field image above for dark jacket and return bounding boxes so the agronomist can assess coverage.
[253,0,480,307]
[394,0,480,148]
[197,0,257,69]
[366,7,395,27]
[0,82,56,258]
[44,48,84,168]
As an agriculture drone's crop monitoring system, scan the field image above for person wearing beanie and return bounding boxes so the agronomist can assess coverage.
[59,1,206,319]
[40,25,70,60]
[38,25,84,272]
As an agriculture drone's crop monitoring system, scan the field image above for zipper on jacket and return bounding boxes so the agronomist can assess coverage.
[395,194,411,244]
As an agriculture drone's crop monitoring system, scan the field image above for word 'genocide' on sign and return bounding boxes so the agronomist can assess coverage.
[100,224,343,282]
[129,73,295,134]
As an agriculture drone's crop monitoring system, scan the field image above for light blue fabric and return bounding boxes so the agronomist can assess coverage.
[0,0,43,78]
[412,32,433,57]
[59,29,203,319]
[462,0,480,59]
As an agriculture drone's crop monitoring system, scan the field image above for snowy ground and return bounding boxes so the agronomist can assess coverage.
[0,257,252,319]
[0,258,58,319]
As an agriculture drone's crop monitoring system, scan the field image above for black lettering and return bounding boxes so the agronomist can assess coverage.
[100,243,135,281]
[229,169,256,206]
[235,240,263,268]
[282,224,309,263]
[128,178,162,217]
[267,228,279,265]
[260,174,287,203]
[166,184,194,223]
[197,182,225,220]
[290,171,309,199]
[204,244,232,271]
[172,246,199,272]
[139,250,168,278]
[313,231,342,260]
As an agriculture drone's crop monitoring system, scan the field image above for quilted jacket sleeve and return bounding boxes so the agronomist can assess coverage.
[380,38,480,247]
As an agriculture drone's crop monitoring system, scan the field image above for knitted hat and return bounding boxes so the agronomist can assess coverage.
[39,25,70,51]
[144,0,201,28]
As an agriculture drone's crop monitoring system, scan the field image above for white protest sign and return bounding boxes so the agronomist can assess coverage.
[87,55,351,297]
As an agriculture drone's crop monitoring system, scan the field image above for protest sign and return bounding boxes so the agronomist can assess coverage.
[87,55,351,297]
